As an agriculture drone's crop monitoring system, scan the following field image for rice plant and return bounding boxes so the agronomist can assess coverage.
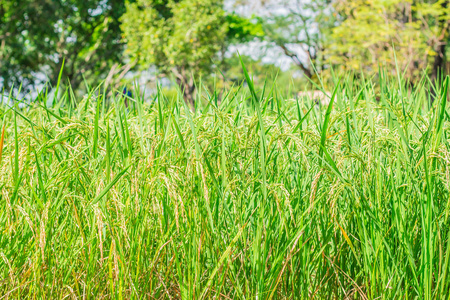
[0,69,449,299]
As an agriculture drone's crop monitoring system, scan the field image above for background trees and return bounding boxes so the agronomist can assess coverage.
[327,0,450,82]
[256,0,335,79]
[121,0,227,107]
[120,0,266,106]
[0,0,126,93]
[248,0,450,83]
[1,0,450,100]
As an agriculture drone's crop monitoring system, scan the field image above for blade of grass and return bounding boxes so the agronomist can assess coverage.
[91,165,131,205]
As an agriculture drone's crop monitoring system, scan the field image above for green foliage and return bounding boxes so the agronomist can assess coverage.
[1,70,450,298]
[123,0,226,74]
[121,0,227,104]
[0,0,126,92]
[121,0,265,105]
[226,13,264,43]
[327,0,450,81]
[243,0,450,81]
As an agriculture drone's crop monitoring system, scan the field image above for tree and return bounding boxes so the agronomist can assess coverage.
[225,13,265,44]
[327,0,450,82]
[429,0,450,80]
[251,0,336,79]
[0,0,126,93]
[121,0,227,107]
[1,0,47,91]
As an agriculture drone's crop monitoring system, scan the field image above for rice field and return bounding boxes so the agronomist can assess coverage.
[0,68,450,299]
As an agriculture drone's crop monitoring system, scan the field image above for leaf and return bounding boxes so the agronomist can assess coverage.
[91,165,131,205]
[0,122,5,166]
[320,78,341,160]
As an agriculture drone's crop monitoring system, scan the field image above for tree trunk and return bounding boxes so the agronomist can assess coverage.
[432,42,447,81]
[174,69,196,110]
[432,0,449,81]
[182,81,196,109]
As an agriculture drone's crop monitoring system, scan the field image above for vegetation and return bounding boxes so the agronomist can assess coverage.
[2,0,449,101]
[0,0,127,92]
[1,0,450,298]
[0,65,449,298]
[256,0,335,78]
[327,0,450,81]
[247,0,449,82]
[121,0,227,107]
[120,0,264,106]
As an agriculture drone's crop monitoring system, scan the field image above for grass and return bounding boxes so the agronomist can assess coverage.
[0,69,449,299]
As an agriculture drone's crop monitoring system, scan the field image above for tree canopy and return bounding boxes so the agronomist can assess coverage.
[245,0,449,82]
[1,0,450,99]
[0,0,126,93]
[121,0,263,106]
[327,0,450,82]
